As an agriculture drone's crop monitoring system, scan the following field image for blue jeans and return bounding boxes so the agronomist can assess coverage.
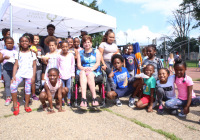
[61,78,71,99]
[165,97,200,109]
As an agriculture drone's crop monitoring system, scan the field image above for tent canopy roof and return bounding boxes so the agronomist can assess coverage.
[0,0,116,37]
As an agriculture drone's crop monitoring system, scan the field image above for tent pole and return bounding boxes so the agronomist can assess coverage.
[10,4,13,37]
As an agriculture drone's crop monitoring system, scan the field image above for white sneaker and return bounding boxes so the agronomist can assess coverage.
[129,98,135,108]
[5,98,11,106]
[115,98,122,107]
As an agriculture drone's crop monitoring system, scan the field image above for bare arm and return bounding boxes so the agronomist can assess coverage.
[57,83,63,112]
[44,84,53,110]
[11,59,18,83]
[98,47,106,66]
[184,85,193,114]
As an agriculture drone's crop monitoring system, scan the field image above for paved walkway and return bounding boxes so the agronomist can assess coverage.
[0,69,199,140]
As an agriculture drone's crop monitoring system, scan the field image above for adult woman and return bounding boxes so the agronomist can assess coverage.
[168,53,175,74]
[77,35,101,109]
[99,29,119,91]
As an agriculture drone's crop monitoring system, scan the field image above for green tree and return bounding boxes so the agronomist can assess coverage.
[180,0,200,28]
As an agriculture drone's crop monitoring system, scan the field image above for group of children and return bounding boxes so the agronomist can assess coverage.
[0,33,199,119]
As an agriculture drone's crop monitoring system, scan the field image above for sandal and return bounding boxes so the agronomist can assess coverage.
[13,102,20,116]
[92,98,99,107]
[79,98,88,110]
[25,107,32,113]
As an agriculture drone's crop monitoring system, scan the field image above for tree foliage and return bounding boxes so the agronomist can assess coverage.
[180,0,200,28]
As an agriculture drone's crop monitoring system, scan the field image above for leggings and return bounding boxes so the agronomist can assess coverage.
[156,87,170,106]
[61,78,71,99]
[3,69,12,98]
[165,97,200,109]
[10,76,31,95]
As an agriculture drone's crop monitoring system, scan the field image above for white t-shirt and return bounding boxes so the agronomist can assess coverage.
[0,49,17,64]
[99,42,118,61]
[156,75,176,99]
[15,51,37,78]
[168,57,174,65]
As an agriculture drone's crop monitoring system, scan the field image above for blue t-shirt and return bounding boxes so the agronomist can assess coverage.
[123,54,135,71]
[113,67,130,89]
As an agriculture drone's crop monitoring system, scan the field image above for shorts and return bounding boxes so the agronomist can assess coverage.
[169,64,173,67]
[115,84,135,98]
[140,94,151,104]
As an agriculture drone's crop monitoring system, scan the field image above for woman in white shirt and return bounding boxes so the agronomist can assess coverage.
[99,29,119,91]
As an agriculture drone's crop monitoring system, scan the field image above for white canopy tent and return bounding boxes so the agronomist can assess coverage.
[0,0,116,37]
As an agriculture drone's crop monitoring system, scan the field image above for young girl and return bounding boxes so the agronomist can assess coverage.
[156,68,176,114]
[142,45,164,80]
[10,36,37,115]
[57,41,75,106]
[165,58,200,117]
[74,37,83,52]
[39,68,67,113]
[106,54,135,107]
[67,38,78,60]
[0,37,17,106]
[135,64,156,112]
[168,53,175,74]
[42,39,58,80]
[123,45,138,78]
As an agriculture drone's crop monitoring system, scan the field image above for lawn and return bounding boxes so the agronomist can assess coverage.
[163,60,198,68]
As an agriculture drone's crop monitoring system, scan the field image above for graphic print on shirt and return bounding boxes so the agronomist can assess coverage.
[127,56,134,65]
[116,72,128,88]
[143,84,149,92]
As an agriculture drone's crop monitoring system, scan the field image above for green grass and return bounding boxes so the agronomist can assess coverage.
[102,108,181,140]
[186,60,198,67]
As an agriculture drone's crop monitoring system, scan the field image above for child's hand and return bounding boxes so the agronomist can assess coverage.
[102,65,107,71]
[148,106,153,112]
[11,76,16,84]
[183,106,190,114]
[30,49,37,54]
[3,56,10,60]
[108,68,118,78]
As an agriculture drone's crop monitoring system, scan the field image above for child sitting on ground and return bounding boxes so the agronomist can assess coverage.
[106,54,135,107]
[39,68,68,113]
[122,45,138,78]
[165,58,200,117]
[135,64,156,112]
[0,37,17,106]
[57,40,75,106]
[156,68,176,114]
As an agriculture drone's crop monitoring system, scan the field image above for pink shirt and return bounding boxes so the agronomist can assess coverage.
[57,53,75,80]
[175,75,196,100]
[0,49,17,64]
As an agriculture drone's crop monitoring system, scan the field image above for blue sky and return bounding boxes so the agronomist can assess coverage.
[84,0,199,45]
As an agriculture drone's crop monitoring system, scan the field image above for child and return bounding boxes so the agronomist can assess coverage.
[67,38,78,59]
[156,68,176,114]
[39,68,67,113]
[165,58,200,117]
[123,45,138,78]
[0,37,17,106]
[168,53,175,74]
[142,47,148,61]
[106,54,135,107]
[10,36,37,115]
[196,59,200,71]
[42,39,58,80]
[57,41,75,106]
[135,64,156,112]
[142,44,164,80]
[31,35,45,97]
[73,37,83,52]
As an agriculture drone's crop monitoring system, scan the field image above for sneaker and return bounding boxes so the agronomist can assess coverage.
[178,110,186,118]
[115,98,122,107]
[128,98,135,108]
[169,109,178,115]
[157,105,164,115]
[32,95,39,100]
[5,98,11,106]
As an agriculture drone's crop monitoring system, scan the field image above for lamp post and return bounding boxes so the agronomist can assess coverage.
[124,32,128,44]
[147,37,150,45]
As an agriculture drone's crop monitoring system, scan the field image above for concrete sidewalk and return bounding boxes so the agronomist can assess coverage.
[0,69,199,140]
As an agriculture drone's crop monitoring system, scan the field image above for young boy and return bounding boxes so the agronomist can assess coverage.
[122,45,138,78]
[32,35,45,97]
[106,54,135,107]
[135,64,156,112]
